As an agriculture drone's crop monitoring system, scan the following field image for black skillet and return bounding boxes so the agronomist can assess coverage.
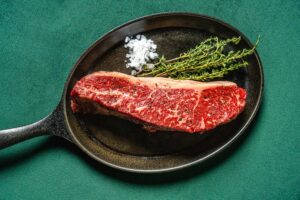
[0,13,263,173]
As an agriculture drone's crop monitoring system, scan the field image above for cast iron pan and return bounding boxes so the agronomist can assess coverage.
[0,13,263,173]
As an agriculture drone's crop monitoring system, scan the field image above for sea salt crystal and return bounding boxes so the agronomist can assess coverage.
[131,70,137,76]
[146,63,155,69]
[124,35,158,74]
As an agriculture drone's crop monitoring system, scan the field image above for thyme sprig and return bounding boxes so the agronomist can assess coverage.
[138,36,259,81]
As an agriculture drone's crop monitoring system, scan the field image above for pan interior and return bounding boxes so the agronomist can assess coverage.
[64,14,262,171]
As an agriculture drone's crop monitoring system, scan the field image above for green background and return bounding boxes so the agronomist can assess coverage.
[0,0,299,199]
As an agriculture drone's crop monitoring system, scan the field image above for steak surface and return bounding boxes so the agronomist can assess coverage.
[70,71,247,133]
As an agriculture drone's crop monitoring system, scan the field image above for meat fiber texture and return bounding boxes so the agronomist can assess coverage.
[71,71,247,133]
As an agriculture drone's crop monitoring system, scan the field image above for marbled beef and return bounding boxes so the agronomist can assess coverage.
[70,71,246,133]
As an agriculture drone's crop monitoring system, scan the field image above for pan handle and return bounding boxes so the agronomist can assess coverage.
[0,102,72,150]
[0,117,50,149]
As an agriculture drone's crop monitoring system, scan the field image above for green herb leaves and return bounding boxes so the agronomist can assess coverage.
[138,36,259,81]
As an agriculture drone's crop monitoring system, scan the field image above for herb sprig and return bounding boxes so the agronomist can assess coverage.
[138,36,259,81]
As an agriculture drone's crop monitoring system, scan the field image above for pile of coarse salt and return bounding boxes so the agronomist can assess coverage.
[124,35,158,75]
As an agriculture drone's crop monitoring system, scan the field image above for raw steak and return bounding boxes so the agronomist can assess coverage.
[70,71,247,133]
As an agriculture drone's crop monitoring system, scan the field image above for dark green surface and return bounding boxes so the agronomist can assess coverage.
[0,0,299,199]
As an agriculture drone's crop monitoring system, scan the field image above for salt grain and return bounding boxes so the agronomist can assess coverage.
[146,63,155,69]
[124,35,158,74]
[131,70,137,76]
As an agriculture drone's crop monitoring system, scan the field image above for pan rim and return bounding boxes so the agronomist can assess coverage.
[62,12,264,173]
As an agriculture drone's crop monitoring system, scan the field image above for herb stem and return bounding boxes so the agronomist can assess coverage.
[138,36,259,81]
